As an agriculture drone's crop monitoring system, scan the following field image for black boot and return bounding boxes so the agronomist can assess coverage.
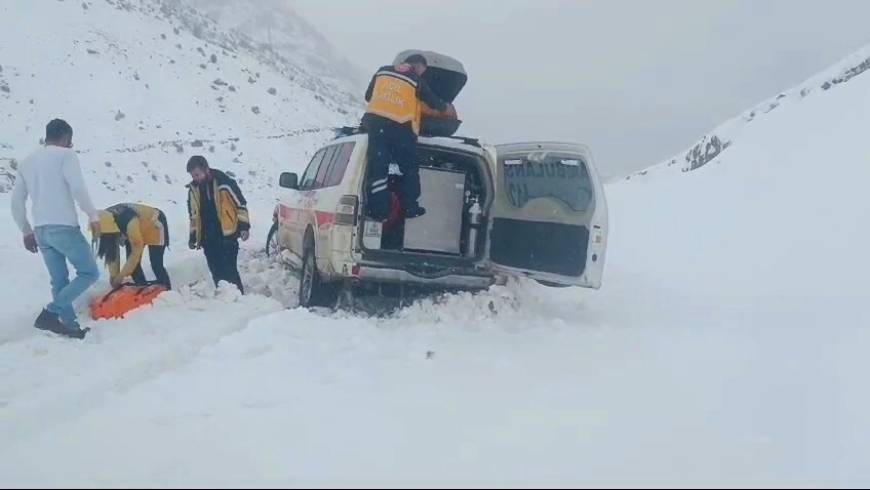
[34,310,89,340]
[60,325,89,340]
[404,206,427,219]
[34,309,63,331]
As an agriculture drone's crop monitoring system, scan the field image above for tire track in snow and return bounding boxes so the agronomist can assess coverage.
[0,257,283,446]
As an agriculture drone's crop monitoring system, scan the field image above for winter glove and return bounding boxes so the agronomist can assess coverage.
[240,230,250,242]
[23,233,38,254]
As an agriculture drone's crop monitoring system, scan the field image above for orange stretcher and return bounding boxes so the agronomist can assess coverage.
[90,284,169,320]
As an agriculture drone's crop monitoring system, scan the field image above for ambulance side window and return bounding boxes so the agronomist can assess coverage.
[314,145,339,189]
[325,143,355,187]
[300,149,326,191]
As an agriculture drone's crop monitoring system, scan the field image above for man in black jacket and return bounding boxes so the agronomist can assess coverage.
[186,156,250,293]
[362,54,450,220]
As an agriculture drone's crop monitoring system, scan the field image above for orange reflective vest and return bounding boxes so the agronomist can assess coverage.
[366,69,422,134]
[101,204,168,282]
[187,169,250,248]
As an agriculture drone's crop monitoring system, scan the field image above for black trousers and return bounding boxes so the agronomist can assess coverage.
[124,243,171,289]
[203,237,244,294]
[366,121,418,219]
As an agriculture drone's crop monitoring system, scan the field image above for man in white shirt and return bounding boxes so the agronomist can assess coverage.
[10,119,102,339]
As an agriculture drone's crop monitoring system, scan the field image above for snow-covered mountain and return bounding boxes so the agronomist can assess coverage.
[0,5,868,485]
[0,0,359,208]
[182,0,366,91]
[632,45,870,177]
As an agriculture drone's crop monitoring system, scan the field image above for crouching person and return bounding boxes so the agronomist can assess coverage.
[186,156,250,293]
[97,204,171,289]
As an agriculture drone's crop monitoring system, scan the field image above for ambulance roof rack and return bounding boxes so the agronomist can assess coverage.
[333,126,363,138]
[332,126,481,148]
[445,136,482,147]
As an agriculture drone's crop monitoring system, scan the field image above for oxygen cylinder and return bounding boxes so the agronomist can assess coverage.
[464,197,482,257]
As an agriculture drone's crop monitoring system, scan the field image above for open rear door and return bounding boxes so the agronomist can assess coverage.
[487,142,608,288]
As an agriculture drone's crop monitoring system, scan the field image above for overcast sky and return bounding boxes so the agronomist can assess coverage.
[292,0,870,177]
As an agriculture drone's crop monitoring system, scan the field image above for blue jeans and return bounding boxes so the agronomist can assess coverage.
[34,225,100,327]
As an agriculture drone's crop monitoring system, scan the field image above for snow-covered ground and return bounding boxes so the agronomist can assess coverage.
[2,2,870,486]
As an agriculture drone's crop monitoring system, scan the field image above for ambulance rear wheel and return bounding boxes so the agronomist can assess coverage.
[299,236,337,309]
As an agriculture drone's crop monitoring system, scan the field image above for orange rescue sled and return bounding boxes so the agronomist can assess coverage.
[90,284,168,320]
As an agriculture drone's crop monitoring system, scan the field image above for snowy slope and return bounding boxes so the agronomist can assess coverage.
[632,44,870,178]
[183,0,365,92]
[0,0,356,208]
[1,11,869,487]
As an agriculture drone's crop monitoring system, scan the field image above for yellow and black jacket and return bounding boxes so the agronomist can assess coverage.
[187,169,250,248]
[363,64,447,135]
[100,203,168,281]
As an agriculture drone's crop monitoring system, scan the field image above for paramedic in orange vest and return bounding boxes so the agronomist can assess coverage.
[186,156,250,294]
[362,54,451,220]
[96,203,172,289]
